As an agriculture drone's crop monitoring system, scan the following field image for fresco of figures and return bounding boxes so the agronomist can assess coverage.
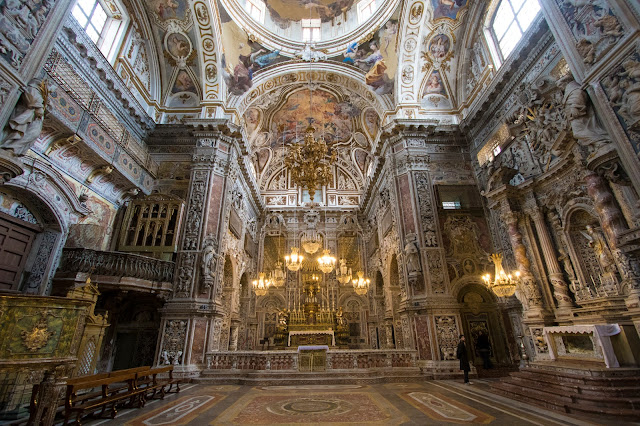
[339,15,399,96]
[218,1,288,95]
[264,0,358,27]
[431,0,467,20]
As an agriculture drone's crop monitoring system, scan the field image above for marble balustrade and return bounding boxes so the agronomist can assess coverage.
[205,349,417,370]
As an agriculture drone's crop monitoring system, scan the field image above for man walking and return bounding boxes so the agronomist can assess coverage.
[456,334,471,384]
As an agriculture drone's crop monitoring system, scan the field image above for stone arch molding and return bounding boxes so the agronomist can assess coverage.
[450,275,499,305]
[7,158,90,231]
[230,63,392,121]
[3,158,90,294]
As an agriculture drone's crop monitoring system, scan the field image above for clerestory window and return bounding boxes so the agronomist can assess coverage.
[302,19,321,42]
[72,0,108,44]
[246,0,265,22]
[491,0,540,61]
[358,0,376,22]
[72,0,128,63]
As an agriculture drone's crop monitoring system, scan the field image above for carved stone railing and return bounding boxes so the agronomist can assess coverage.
[205,349,417,370]
[59,248,174,283]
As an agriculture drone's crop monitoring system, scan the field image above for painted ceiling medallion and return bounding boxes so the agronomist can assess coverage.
[164,30,195,68]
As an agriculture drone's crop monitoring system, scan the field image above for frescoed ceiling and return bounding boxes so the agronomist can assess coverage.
[120,0,508,200]
[259,0,361,23]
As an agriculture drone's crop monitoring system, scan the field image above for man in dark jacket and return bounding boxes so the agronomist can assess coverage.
[456,334,471,384]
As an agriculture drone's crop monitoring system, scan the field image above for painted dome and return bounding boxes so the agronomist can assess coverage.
[218,0,400,57]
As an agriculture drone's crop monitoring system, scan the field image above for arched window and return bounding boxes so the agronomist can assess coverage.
[246,0,265,22]
[358,0,377,22]
[490,0,540,62]
[71,0,128,63]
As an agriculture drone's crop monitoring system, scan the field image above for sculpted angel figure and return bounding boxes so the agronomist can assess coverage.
[1,78,48,156]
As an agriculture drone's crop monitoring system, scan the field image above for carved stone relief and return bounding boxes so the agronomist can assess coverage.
[414,172,438,247]
[426,251,446,294]
[160,320,187,365]
[183,170,209,250]
[601,50,640,156]
[555,0,625,68]
[434,315,458,360]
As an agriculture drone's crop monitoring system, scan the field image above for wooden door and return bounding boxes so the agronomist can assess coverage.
[0,212,40,291]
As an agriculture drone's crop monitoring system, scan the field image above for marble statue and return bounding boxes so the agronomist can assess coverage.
[1,78,48,156]
[336,306,346,326]
[582,225,616,275]
[404,234,421,275]
[201,240,217,280]
[557,75,611,154]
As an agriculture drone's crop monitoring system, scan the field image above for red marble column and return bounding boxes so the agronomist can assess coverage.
[501,205,545,316]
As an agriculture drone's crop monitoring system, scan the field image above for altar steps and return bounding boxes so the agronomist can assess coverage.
[195,367,423,386]
[489,362,640,420]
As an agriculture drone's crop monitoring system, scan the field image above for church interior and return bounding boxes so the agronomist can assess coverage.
[0,0,639,424]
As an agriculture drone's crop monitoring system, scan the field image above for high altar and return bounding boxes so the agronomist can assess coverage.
[274,274,348,348]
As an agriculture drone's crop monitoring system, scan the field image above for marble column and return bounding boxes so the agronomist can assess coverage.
[229,323,239,351]
[585,170,640,335]
[584,171,627,247]
[385,320,395,349]
[500,202,545,319]
[527,206,574,317]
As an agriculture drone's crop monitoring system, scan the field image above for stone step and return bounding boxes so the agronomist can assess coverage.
[490,381,574,406]
[571,392,640,410]
[565,402,640,421]
[506,374,581,395]
[195,368,424,385]
[489,384,568,413]
[516,367,640,388]
[577,384,640,397]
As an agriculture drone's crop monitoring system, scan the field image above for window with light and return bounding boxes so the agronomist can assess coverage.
[358,0,376,21]
[492,0,540,59]
[246,0,265,22]
[302,19,321,42]
[72,0,108,44]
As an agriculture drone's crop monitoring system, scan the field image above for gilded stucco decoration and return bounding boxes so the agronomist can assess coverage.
[21,311,54,352]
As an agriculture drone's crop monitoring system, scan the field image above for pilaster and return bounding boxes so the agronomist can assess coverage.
[157,122,243,373]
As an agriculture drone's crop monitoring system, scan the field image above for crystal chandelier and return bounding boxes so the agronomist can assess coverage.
[270,260,286,287]
[352,271,370,295]
[285,125,337,201]
[252,272,272,296]
[285,247,304,271]
[301,229,322,254]
[336,258,352,285]
[482,253,521,297]
[317,249,336,274]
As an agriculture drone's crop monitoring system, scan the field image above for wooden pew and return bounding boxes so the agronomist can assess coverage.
[29,365,180,425]
[29,366,153,425]
[146,365,181,400]
[63,373,136,425]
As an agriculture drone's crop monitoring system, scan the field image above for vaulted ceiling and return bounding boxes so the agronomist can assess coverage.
[120,0,500,198]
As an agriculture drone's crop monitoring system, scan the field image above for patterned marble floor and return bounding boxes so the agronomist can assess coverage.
[81,380,614,426]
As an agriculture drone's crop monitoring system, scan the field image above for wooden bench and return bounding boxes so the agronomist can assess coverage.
[63,373,136,425]
[148,365,181,399]
[28,365,181,425]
